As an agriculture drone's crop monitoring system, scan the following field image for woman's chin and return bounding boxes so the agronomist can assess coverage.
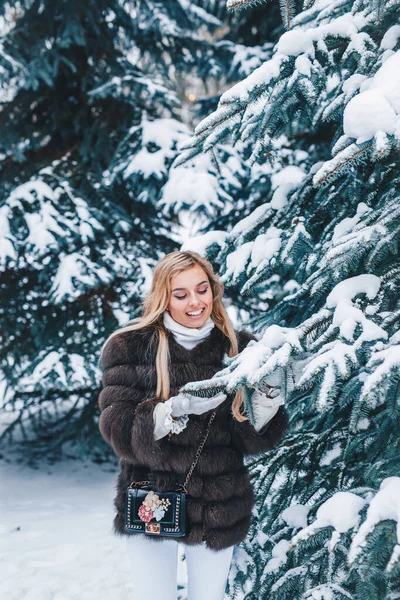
[185,318,207,328]
[183,313,209,328]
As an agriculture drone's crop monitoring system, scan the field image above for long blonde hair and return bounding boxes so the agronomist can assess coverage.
[100,250,247,422]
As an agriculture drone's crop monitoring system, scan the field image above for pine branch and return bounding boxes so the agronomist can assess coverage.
[279,0,296,29]
[303,0,318,9]
[226,0,267,10]
[313,143,373,187]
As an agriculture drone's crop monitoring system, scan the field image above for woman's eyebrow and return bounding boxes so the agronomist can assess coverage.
[172,280,208,292]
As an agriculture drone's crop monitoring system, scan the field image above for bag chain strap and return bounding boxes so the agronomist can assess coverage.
[180,409,216,493]
[129,410,217,493]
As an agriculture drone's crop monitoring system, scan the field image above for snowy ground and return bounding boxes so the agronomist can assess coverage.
[0,458,189,600]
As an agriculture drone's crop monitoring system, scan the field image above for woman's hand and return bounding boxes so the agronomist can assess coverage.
[254,380,281,399]
[167,391,227,417]
[248,386,285,432]
[251,367,283,400]
[246,370,286,432]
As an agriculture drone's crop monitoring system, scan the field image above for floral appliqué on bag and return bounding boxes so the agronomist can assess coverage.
[138,490,171,523]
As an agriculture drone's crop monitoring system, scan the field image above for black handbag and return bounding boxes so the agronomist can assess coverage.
[124,410,216,537]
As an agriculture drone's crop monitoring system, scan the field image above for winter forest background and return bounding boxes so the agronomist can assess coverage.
[1,0,399,599]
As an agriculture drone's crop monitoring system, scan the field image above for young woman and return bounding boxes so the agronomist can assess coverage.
[98,250,288,600]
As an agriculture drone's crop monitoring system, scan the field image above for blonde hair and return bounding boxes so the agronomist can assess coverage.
[100,250,247,422]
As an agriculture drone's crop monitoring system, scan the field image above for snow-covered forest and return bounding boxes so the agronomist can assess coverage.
[1,1,399,599]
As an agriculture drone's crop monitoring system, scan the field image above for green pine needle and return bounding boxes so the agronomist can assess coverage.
[279,0,296,29]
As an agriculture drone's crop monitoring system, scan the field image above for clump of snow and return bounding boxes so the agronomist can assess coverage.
[220,226,282,283]
[270,566,308,593]
[360,345,400,407]
[0,204,17,266]
[270,166,305,210]
[255,528,270,548]
[219,54,285,103]
[282,504,310,529]
[260,324,302,353]
[221,242,253,283]
[230,203,273,235]
[283,279,300,293]
[373,130,391,157]
[305,586,334,600]
[349,477,400,572]
[332,202,370,240]
[161,166,223,216]
[49,252,113,303]
[326,274,387,343]
[356,417,369,430]
[343,89,397,143]
[20,350,76,389]
[311,12,368,42]
[276,30,315,58]
[297,339,359,410]
[313,492,365,533]
[380,25,400,51]
[6,180,66,259]
[181,231,228,255]
[123,118,188,179]
[248,229,282,270]
[271,166,305,189]
[344,51,400,143]
[1,179,103,268]
[124,148,169,179]
[342,74,368,95]
[9,179,56,204]
[363,51,400,112]
[278,12,367,66]
[271,185,292,210]
[320,444,342,466]
[295,54,312,77]
[326,73,341,94]
[291,492,366,552]
[132,116,187,148]
[265,539,291,573]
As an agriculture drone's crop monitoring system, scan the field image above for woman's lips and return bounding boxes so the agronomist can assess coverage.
[186,307,205,318]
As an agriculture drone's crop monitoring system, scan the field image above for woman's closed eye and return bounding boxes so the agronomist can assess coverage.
[174,288,208,300]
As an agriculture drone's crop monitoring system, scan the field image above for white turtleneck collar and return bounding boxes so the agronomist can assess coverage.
[163,311,215,350]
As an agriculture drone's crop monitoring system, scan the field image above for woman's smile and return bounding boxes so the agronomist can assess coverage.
[186,307,205,318]
[167,264,213,328]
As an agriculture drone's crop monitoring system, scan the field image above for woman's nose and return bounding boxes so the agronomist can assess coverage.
[187,293,201,306]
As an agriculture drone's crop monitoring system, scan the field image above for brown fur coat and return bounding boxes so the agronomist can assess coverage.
[98,324,288,551]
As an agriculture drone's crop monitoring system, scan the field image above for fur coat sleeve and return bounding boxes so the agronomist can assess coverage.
[98,331,170,469]
[231,330,289,456]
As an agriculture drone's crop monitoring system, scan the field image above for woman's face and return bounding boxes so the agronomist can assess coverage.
[167,265,213,328]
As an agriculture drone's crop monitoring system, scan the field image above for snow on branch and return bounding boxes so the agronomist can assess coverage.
[349,477,400,573]
[0,176,104,270]
[290,491,366,552]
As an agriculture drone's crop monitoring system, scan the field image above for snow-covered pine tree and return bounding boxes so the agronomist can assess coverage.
[0,0,269,462]
[0,0,186,461]
[177,1,400,598]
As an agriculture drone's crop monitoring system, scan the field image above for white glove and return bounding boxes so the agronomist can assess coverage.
[251,389,284,432]
[168,391,227,417]
[250,369,286,432]
[153,391,227,442]
[153,402,189,441]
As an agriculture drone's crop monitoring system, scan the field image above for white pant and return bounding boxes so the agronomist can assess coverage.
[124,535,235,600]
